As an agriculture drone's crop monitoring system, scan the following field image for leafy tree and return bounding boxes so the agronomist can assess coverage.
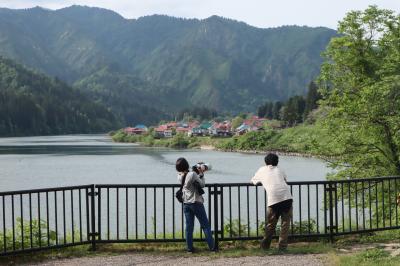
[177,107,218,121]
[257,103,267,118]
[257,101,274,119]
[281,96,306,127]
[303,81,321,119]
[272,101,283,120]
[318,6,400,179]
[258,82,320,123]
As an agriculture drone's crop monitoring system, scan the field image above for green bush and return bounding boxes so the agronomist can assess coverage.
[169,133,190,149]
[0,218,57,251]
[143,135,155,146]
[216,124,332,156]
[111,130,126,142]
[224,219,249,237]
[217,130,279,151]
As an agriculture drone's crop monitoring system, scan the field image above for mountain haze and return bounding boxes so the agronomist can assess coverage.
[0,5,336,124]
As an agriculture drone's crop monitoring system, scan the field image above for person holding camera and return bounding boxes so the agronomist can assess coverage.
[251,153,293,250]
[175,157,215,252]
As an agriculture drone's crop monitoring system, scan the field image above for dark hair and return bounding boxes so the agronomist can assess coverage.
[176,157,189,172]
[264,153,279,166]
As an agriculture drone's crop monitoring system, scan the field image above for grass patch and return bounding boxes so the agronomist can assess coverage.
[334,229,400,246]
[327,248,400,266]
[0,245,93,265]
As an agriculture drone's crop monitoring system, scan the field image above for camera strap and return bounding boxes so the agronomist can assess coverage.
[180,172,188,190]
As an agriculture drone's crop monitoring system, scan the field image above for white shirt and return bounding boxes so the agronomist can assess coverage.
[177,171,205,203]
[251,165,292,206]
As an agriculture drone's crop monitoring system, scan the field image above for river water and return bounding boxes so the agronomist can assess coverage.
[0,135,330,192]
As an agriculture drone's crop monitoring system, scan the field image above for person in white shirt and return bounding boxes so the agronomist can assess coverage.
[251,153,293,250]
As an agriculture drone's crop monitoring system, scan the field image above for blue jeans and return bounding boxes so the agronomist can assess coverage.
[183,202,214,251]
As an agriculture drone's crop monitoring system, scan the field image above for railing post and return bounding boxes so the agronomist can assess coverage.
[97,187,101,241]
[213,184,219,250]
[328,182,335,243]
[89,184,97,251]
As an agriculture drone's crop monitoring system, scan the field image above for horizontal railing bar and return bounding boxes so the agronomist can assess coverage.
[97,238,207,244]
[313,176,400,184]
[96,184,181,188]
[220,233,330,241]
[2,176,399,194]
[0,241,91,256]
[96,232,332,244]
[0,185,93,196]
[223,176,400,185]
[335,226,400,236]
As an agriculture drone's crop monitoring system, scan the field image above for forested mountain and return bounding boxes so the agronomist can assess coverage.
[0,5,336,124]
[0,57,119,136]
[74,67,183,125]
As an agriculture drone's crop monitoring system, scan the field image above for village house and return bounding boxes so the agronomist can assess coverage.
[199,122,212,135]
[235,124,251,135]
[189,122,212,136]
[154,125,172,138]
[154,120,199,138]
[235,116,267,135]
[188,126,203,137]
[124,124,148,135]
[209,121,232,137]
[176,127,190,135]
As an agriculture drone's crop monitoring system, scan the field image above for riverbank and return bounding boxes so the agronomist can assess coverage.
[213,148,324,159]
[199,144,323,159]
[112,124,335,158]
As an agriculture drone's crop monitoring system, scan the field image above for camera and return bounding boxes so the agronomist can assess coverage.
[192,163,212,174]
[192,163,212,195]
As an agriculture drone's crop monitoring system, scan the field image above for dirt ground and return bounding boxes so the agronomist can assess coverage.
[27,253,324,266]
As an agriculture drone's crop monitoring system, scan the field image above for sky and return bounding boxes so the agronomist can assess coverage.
[0,0,399,29]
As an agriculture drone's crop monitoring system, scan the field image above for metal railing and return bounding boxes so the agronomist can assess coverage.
[0,185,94,256]
[1,176,399,255]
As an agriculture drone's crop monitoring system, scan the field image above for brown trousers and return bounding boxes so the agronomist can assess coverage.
[261,205,293,249]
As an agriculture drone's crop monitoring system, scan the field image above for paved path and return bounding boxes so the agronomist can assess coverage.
[29,254,324,266]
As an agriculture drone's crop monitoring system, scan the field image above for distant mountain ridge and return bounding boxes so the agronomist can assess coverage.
[0,5,337,124]
[0,57,119,136]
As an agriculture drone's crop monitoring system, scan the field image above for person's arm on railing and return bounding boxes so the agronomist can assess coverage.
[250,168,262,185]
[282,170,288,183]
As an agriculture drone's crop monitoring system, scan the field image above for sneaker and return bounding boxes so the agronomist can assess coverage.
[187,248,195,253]
[210,247,219,252]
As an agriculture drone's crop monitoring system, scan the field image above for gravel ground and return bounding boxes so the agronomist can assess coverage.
[28,254,324,266]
